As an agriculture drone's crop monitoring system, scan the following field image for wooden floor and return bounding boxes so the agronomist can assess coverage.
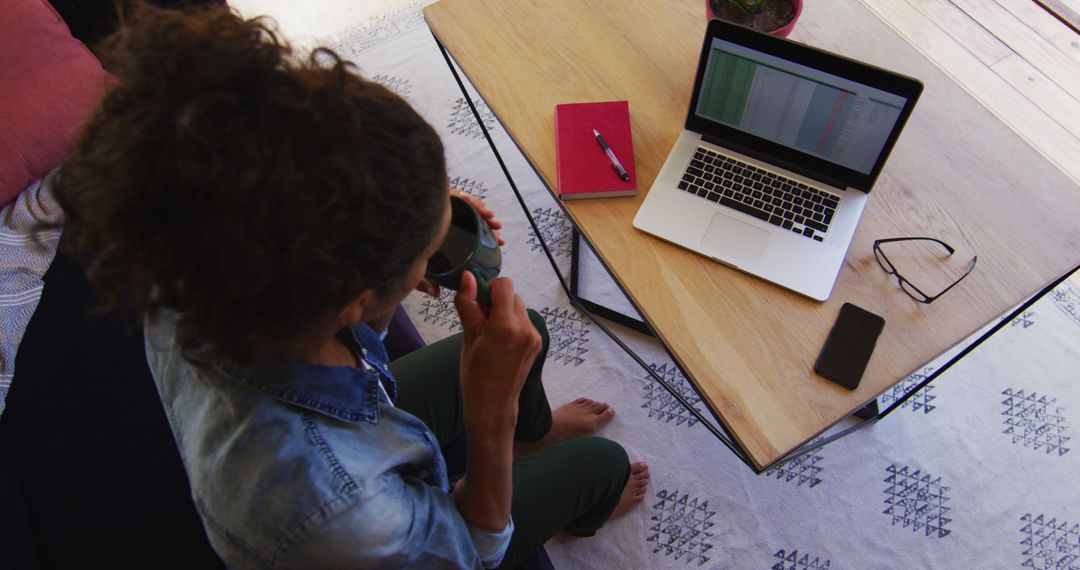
[858,0,1080,187]
[1037,0,1080,33]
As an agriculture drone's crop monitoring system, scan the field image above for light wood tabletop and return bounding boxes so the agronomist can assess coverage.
[424,0,1080,470]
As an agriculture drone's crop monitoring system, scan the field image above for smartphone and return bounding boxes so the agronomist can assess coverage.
[814,303,885,390]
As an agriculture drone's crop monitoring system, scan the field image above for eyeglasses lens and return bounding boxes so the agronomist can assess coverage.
[874,245,895,275]
[899,277,931,303]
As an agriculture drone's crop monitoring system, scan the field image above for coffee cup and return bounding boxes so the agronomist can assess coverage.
[424,195,502,304]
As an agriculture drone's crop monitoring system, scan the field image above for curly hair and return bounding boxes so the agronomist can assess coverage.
[52,3,447,363]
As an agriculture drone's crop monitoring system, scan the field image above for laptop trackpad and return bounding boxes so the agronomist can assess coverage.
[700,213,770,266]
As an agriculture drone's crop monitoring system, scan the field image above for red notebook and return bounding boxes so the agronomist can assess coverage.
[554,101,636,199]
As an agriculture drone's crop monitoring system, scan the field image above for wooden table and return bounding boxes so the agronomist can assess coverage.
[424,0,1080,470]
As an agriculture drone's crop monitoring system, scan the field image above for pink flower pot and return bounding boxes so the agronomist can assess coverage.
[705,0,803,37]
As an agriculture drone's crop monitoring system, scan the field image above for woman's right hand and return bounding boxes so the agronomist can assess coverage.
[451,272,536,532]
[453,272,541,432]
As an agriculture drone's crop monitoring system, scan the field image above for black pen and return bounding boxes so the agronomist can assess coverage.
[593,128,630,181]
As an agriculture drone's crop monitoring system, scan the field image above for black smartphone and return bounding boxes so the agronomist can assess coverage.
[814,303,885,390]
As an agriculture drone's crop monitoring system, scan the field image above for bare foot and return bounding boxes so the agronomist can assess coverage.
[611,461,650,519]
[552,461,651,541]
[550,397,616,440]
[514,398,615,457]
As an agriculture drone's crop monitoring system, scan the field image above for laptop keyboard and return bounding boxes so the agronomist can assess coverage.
[677,147,840,242]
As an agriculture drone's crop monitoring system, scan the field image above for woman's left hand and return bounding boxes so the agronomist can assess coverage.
[452,189,505,246]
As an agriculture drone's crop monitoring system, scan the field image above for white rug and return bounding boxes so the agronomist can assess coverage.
[230,3,1080,568]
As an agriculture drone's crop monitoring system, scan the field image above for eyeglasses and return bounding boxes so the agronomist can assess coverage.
[873,237,977,304]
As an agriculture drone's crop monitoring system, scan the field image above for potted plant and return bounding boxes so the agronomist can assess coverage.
[705,0,803,37]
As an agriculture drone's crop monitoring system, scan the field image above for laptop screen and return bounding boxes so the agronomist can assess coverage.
[685,20,922,191]
[695,38,908,176]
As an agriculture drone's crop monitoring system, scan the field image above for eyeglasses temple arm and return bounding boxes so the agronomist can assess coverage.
[926,255,978,302]
[873,236,955,254]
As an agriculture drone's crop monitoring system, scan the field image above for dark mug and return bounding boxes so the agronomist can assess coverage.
[425,195,502,304]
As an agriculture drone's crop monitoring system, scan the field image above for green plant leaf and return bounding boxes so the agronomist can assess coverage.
[727,0,765,15]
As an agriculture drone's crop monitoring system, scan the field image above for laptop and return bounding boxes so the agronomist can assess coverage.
[633,18,923,301]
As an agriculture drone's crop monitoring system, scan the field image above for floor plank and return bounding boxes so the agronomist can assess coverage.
[991,52,1080,136]
[948,0,1080,96]
[859,0,1080,185]
[1053,0,1080,11]
[913,0,1012,66]
[995,0,1080,67]
[1036,0,1080,33]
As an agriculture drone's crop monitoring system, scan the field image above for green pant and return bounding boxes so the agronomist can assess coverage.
[390,309,631,569]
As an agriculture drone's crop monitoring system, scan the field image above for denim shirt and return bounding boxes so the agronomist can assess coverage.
[144,312,512,569]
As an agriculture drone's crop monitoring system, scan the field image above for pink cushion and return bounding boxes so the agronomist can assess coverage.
[0,0,110,207]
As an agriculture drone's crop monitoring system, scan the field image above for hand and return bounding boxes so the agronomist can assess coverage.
[415,190,504,300]
[452,189,505,246]
[454,271,541,431]
[416,278,441,299]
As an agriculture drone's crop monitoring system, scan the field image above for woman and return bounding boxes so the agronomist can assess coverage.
[53,4,649,569]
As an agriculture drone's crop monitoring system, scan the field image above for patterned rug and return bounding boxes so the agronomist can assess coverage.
[182,2,1080,567]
